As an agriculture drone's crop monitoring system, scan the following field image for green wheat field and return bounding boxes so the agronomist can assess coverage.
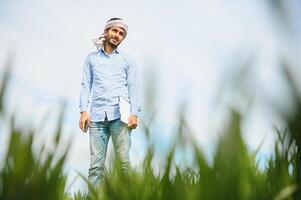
[0,59,301,200]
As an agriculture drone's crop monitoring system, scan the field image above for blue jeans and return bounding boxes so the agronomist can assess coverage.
[88,118,131,185]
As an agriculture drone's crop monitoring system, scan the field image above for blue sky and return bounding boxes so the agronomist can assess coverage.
[1,0,301,193]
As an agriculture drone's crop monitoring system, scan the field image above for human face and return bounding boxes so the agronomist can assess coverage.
[104,27,126,47]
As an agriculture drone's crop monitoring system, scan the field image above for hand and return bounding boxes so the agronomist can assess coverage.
[79,111,91,133]
[128,115,138,129]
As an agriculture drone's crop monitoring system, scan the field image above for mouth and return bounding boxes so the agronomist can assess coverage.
[111,38,119,43]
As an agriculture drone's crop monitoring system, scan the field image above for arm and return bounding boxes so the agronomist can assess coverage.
[79,56,93,132]
[127,55,140,129]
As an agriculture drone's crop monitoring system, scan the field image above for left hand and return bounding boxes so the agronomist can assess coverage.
[128,115,138,129]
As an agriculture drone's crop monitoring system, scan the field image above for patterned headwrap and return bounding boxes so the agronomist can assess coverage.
[93,18,128,50]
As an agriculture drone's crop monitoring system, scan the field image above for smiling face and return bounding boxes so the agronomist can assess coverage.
[104,26,126,48]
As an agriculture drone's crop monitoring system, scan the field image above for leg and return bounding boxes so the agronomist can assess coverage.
[109,119,131,172]
[88,121,110,185]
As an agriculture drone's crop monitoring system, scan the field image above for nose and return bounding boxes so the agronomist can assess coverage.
[112,32,120,40]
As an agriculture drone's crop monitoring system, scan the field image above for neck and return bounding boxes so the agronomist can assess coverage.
[104,42,117,54]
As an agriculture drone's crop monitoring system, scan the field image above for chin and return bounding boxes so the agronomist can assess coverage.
[109,41,119,47]
[111,43,120,48]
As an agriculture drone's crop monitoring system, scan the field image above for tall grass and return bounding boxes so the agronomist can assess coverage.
[0,64,70,200]
[0,62,301,200]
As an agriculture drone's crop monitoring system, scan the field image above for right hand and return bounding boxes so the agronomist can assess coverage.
[79,111,91,133]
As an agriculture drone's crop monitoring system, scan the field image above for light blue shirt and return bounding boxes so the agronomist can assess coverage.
[79,47,140,122]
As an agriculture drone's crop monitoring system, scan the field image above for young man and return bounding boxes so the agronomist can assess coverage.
[79,18,140,185]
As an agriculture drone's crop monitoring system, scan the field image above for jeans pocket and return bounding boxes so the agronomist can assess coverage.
[89,122,97,129]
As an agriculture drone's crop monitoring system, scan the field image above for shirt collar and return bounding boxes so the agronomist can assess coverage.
[100,46,120,55]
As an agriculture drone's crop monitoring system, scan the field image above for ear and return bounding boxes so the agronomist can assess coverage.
[103,29,108,36]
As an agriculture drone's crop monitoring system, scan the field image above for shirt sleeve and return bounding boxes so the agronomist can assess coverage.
[79,55,93,112]
[127,55,141,116]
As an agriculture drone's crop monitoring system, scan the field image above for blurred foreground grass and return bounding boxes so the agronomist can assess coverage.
[0,61,301,200]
